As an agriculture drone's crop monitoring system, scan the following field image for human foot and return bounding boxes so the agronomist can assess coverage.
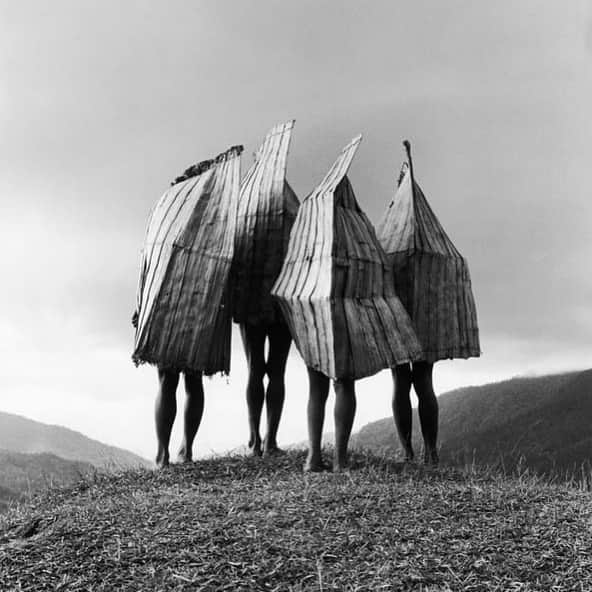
[248,442,262,457]
[403,447,415,463]
[303,456,331,473]
[423,449,439,466]
[262,438,285,457]
[332,462,350,473]
[155,448,170,469]
[176,445,193,464]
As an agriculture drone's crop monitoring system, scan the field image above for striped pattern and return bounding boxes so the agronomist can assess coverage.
[232,121,299,325]
[272,136,422,380]
[377,159,480,362]
[132,146,242,374]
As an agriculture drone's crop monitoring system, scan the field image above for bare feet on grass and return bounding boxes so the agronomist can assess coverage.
[303,455,331,473]
[248,436,263,457]
[424,448,439,466]
[177,445,193,464]
[262,445,285,458]
[332,462,349,473]
[262,437,286,458]
[332,448,351,473]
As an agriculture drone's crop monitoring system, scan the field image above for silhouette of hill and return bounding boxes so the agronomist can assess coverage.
[0,411,150,470]
[0,450,94,511]
[353,368,592,475]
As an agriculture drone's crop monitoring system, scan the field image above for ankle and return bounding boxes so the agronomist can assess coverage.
[423,448,439,465]
[177,444,193,463]
[333,453,349,471]
[156,448,169,468]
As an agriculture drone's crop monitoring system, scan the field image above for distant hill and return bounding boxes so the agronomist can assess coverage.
[0,411,150,470]
[353,368,592,476]
[0,450,94,511]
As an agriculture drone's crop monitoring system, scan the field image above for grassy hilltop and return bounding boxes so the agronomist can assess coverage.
[1,450,591,591]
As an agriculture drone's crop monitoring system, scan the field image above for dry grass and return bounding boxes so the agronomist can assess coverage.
[1,449,591,591]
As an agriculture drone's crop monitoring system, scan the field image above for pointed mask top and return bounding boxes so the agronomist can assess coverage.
[403,139,415,188]
[252,119,295,164]
[308,135,362,200]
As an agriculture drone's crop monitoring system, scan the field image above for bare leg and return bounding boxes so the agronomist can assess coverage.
[412,362,439,465]
[392,364,414,461]
[305,367,330,472]
[155,369,179,468]
[177,371,204,463]
[240,324,266,456]
[263,323,292,455]
[333,379,356,472]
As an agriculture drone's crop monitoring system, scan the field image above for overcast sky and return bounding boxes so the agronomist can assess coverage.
[1,1,591,460]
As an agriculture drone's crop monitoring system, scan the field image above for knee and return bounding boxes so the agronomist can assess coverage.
[184,371,203,396]
[412,376,431,398]
[393,364,412,398]
[266,360,286,383]
[411,363,434,395]
[334,377,354,390]
[248,359,266,383]
[334,379,356,401]
[307,367,330,401]
[158,369,179,393]
[394,363,412,385]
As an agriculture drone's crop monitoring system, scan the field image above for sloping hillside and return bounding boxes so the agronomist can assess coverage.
[354,368,592,475]
[0,411,150,470]
[0,451,94,511]
[0,450,590,591]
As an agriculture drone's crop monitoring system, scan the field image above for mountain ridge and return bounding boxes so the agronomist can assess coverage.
[353,368,592,475]
[0,450,95,512]
[0,410,150,470]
